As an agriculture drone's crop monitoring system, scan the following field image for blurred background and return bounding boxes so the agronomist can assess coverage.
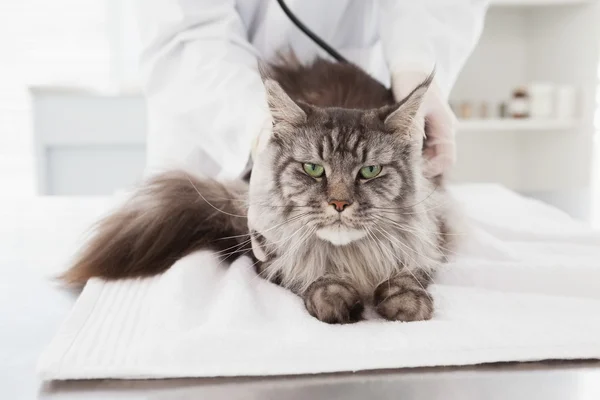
[0,0,599,226]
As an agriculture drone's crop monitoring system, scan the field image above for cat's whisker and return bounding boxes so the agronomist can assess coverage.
[372,215,461,257]
[363,227,398,289]
[372,216,459,252]
[248,223,311,279]
[371,226,434,302]
[287,226,320,292]
[365,225,435,300]
[373,211,462,237]
[216,247,253,263]
[364,227,391,275]
[200,195,316,210]
[213,213,317,264]
[216,212,312,241]
[369,200,448,214]
[370,238,413,302]
[268,225,319,290]
[377,184,441,211]
[253,225,316,286]
[266,225,317,287]
[212,237,253,256]
[372,214,459,236]
[185,174,248,218]
[380,234,438,284]
[373,222,445,273]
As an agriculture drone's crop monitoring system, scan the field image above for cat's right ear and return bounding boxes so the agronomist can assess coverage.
[263,79,307,126]
[380,70,435,136]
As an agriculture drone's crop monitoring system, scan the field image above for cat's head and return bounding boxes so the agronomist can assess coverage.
[248,75,433,247]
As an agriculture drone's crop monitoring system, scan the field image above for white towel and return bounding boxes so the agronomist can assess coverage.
[38,185,600,380]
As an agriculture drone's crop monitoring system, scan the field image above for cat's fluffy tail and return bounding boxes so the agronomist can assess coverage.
[60,170,250,286]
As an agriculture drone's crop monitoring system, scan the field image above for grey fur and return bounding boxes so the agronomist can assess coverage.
[248,79,456,309]
[61,57,458,324]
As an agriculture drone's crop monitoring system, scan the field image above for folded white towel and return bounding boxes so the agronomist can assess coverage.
[38,185,600,380]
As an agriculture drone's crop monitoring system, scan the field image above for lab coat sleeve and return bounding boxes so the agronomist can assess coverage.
[136,0,269,177]
[378,0,489,97]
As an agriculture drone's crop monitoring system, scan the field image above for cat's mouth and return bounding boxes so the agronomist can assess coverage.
[315,222,367,246]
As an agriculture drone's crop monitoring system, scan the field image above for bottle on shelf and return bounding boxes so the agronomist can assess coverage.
[460,102,473,119]
[509,86,529,118]
[498,102,508,118]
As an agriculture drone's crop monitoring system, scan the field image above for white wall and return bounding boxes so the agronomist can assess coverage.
[27,0,600,223]
[450,2,600,220]
[32,89,146,196]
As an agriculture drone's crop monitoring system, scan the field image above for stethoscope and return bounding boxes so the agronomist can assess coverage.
[275,0,349,64]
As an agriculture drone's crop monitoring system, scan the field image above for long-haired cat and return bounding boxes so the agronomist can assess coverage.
[61,55,458,324]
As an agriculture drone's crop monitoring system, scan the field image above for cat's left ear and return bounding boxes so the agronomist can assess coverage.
[380,70,435,134]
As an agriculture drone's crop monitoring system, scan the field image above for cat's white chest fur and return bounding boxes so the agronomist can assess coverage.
[316,225,367,246]
[269,232,405,295]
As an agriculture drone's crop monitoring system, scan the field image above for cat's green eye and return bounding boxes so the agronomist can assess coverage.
[303,163,325,178]
[359,165,382,179]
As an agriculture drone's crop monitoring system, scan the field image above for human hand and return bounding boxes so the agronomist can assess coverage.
[391,70,457,178]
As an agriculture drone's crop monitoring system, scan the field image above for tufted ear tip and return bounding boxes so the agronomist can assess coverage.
[381,69,435,134]
[263,79,306,126]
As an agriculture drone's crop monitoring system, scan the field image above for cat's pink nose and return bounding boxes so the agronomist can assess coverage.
[329,200,351,212]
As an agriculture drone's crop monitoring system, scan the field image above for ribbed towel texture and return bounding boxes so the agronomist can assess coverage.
[38,185,600,380]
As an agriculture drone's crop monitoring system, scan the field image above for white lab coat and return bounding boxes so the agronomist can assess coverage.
[136,0,489,177]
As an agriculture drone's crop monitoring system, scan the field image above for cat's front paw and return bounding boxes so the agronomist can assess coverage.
[304,277,364,324]
[374,277,434,322]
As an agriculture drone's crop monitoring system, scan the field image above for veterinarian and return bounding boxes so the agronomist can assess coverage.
[137,0,489,178]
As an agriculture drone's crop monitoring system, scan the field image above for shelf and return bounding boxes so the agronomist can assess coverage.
[457,119,578,132]
[491,0,593,6]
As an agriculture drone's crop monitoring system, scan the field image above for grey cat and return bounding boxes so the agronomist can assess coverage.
[62,56,458,324]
